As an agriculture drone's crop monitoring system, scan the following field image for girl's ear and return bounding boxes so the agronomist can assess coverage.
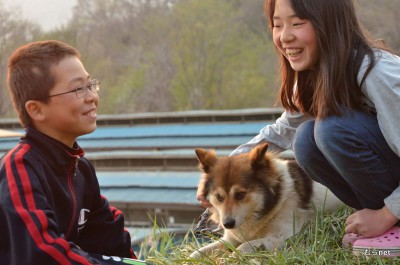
[25,100,46,122]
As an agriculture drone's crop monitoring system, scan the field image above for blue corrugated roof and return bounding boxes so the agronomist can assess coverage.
[0,121,270,153]
[0,118,276,211]
[86,149,231,159]
[79,122,268,139]
[97,171,200,188]
[100,188,198,205]
[97,171,200,205]
[78,136,252,150]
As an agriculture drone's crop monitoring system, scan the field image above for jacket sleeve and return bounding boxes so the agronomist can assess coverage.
[77,161,136,260]
[230,110,310,155]
[360,51,400,158]
[78,193,136,259]
[360,51,400,219]
[0,146,137,265]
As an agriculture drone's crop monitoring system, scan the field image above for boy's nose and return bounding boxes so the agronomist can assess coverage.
[84,88,99,102]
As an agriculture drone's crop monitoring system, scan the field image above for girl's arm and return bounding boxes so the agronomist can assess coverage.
[230,110,310,155]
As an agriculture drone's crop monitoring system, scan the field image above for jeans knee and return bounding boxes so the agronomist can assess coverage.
[293,120,316,167]
[314,116,350,153]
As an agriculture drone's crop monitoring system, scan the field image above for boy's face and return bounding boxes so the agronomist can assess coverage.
[39,56,98,147]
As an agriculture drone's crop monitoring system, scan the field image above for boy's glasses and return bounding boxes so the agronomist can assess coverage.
[47,79,100,99]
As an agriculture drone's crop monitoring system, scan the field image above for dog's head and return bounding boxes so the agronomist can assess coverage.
[195,143,282,230]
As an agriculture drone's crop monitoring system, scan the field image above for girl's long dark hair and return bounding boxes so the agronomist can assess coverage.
[265,0,390,119]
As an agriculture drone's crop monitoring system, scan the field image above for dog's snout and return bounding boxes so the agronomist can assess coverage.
[223,219,236,229]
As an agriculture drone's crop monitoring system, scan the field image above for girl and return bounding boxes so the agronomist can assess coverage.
[198,0,400,255]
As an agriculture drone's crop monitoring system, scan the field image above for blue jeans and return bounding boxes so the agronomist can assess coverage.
[292,110,400,210]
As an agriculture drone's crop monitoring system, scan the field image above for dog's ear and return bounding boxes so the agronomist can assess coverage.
[249,143,269,168]
[195,148,217,173]
[197,172,212,199]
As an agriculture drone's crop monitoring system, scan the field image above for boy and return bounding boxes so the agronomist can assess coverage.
[0,40,144,264]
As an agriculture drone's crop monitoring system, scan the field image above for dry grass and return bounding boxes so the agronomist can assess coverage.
[138,207,400,265]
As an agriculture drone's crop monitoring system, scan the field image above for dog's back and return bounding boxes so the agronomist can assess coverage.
[286,159,342,212]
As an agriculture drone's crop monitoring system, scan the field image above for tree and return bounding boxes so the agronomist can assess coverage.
[0,3,41,117]
[169,0,277,110]
[356,0,400,51]
[1,0,399,117]
[50,0,176,114]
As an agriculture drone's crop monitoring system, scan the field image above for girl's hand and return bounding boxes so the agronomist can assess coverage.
[196,192,212,208]
[345,206,399,237]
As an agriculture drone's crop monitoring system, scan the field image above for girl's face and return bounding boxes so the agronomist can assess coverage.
[272,0,319,71]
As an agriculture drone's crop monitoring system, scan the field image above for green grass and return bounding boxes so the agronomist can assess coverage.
[138,207,400,264]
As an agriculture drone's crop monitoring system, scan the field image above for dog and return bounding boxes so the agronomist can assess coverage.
[190,143,343,258]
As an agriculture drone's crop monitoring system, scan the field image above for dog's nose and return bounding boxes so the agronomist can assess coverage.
[223,219,235,229]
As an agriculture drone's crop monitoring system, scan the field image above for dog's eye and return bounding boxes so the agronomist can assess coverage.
[215,193,224,202]
[235,192,246,200]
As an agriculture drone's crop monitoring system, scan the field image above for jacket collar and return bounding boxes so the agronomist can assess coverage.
[21,127,85,169]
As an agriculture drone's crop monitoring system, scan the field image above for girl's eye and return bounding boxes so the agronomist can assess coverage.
[293,20,307,27]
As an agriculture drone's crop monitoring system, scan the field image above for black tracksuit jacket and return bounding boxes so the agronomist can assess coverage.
[0,128,139,264]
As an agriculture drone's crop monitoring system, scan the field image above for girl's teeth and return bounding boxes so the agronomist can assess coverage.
[287,49,303,56]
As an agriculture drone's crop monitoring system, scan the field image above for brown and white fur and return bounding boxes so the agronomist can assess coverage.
[190,143,343,258]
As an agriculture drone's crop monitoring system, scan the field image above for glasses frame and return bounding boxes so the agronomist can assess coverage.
[46,79,100,99]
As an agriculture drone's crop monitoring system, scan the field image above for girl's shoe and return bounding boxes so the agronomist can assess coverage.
[342,232,365,248]
[351,226,400,257]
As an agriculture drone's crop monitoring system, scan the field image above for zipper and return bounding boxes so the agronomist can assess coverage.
[65,157,79,238]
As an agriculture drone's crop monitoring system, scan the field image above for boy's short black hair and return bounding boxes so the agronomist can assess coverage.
[7,40,81,127]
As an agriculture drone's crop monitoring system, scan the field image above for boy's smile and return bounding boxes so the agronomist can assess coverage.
[38,56,99,147]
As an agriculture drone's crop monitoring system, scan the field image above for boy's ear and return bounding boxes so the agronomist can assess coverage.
[25,100,46,122]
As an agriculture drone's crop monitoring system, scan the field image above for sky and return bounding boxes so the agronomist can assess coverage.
[2,0,77,31]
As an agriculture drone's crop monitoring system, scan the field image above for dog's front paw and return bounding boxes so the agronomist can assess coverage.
[237,242,257,254]
[189,242,209,259]
[189,242,222,259]
[189,250,202,259]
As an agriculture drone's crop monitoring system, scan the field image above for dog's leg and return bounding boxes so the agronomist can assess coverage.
[237,235,286,254]
[190,241,225,259]
[190,232,242,259]
[236,218,306,254]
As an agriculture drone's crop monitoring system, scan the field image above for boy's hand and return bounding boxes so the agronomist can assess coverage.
[345,206,398,237]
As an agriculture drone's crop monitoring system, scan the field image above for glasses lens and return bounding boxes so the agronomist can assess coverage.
[90,79,100,92]
[76,87,86,98]
[75,80,99,98]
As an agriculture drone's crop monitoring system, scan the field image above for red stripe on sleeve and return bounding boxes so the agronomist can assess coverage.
[110,206,123,219]
[14,145,37,210]
[6,145,71,264]
[36,211,95,264]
